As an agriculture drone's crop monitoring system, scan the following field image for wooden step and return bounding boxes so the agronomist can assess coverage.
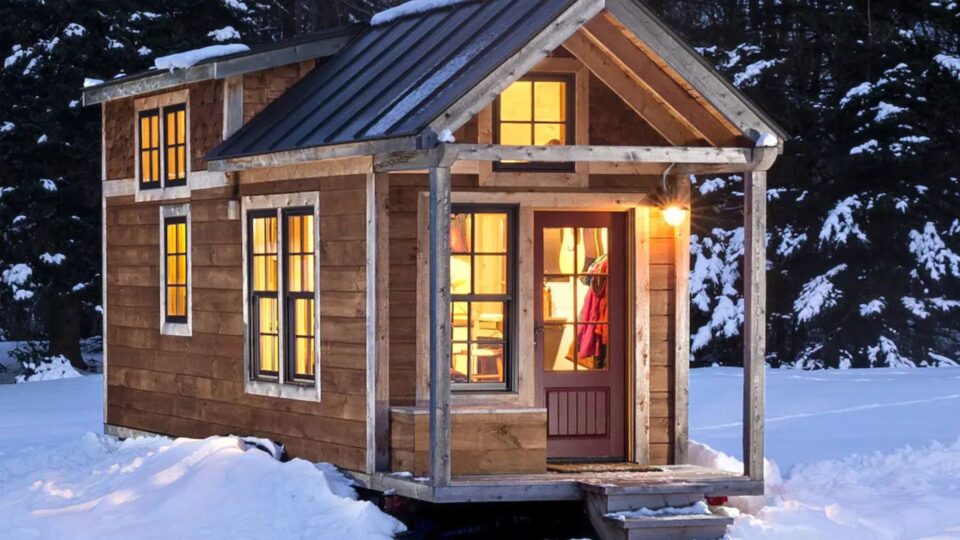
[581,481,714,513]
[579,481,714,496]
[604,513,734,540]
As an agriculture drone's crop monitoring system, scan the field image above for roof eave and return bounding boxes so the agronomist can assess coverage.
[82,28,359,106]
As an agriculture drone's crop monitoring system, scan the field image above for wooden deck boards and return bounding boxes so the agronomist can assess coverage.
[355,465,761,503]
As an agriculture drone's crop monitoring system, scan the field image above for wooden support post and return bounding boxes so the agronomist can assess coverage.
[630,207,651,464]
[366,173,391,474]
[743,170,766,482]
[673,176,691,466]
[428,165,452,487]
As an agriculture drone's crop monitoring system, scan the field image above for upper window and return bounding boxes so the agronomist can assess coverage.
[249,208,317,385]
[163,216,188,323]
[450,206,515,391]
[139,103,186,189]
[494,74,573,171]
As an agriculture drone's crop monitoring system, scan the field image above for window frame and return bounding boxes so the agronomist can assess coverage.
[138,108,162,190]
[163,216,188,324]
[162,103,188,188]
[159,204,191,337]
[242,193,322,402]
[450,203,519,393]
[134,91,190,195]
[492,73,576,173]
[248,209,281,382]
[281,207,317,385]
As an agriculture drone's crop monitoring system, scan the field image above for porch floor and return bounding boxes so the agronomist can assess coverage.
[356,465,761,503]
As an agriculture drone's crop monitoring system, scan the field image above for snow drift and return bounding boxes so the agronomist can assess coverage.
[0,434,404,540]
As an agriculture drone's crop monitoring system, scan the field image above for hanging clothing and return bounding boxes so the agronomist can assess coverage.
[576,257,608,360]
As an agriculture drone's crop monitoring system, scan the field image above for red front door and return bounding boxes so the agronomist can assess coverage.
[534,212,626,460]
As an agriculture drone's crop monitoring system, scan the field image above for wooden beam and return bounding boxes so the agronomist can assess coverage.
[631,207,651,464]
[579,18,742,147]
[428,165,453,487]
[429,0,604,135]
[222,75,244,139]
[563,30,703,146]
[604,0,787,141]
[208,136,419,172]
[450,144,752,165]
[673,176,691,466]
[743,170,766,482]
[366,172,391,474]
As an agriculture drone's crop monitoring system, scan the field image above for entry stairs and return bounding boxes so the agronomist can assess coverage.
[582,481,734,540]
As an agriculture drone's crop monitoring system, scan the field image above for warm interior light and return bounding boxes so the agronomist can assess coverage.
[663,206,687,227]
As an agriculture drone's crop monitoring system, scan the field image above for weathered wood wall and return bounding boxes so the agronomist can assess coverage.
[390,408,547,476]
[105,176,369,470]
[242,61,314,123]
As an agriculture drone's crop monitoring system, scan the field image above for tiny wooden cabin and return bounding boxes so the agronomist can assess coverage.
[85,1,785,537]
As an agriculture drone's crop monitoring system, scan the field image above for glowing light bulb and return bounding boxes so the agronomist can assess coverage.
[663,206,687,227]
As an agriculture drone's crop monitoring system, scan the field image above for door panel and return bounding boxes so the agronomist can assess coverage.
[535,212,625,460]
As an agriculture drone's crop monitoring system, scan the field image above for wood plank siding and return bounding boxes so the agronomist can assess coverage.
[106,176,370,471]
[390,408,548,476]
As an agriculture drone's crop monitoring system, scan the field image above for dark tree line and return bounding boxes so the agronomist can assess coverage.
[1,0,957,370]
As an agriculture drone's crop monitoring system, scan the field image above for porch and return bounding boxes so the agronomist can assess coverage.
[354,465,760,503]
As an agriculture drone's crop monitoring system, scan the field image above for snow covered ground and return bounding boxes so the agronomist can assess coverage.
[690,367,960,539]
[0,366,957,539]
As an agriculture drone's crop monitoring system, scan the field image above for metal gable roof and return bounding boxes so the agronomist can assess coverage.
[207,0,576,161]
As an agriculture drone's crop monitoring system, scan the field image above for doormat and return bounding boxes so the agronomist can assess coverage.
[546,462,663,474]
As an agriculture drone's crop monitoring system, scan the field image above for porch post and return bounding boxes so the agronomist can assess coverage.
[743,169,766,482]
[428,164,452,487]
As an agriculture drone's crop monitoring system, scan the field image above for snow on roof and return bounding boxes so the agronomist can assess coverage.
[370,0,474,25]
[154,43,249,71]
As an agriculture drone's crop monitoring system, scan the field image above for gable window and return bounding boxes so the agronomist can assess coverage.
[247,205,319,390]
[159,204,191,336]
[494,74,574,171]
[164,216,188,323]
[138,103,187,189]
[449,206,516,391]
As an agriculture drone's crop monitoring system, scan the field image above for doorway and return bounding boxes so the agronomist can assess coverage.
[534,212,626,460]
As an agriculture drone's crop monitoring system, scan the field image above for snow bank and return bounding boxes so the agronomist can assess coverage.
[154,44,249,71]
[371,0,473,25]
[0,434,405,540]
[15,355,82,383]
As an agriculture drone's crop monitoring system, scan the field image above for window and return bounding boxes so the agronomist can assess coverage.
[450,206,515,391]
[164,104,187,186]
[494,74,573,171]
[164,216,188,323]
[248,208,317,385]
[139,109,161,188]
[139,103,187,189]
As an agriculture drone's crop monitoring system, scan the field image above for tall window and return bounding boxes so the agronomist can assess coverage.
[164,104,187,186]
[139,109,161,188]
[284,210,316,382]
[164,216,188,323]
[494,74,573,170]
[249,208,317,385]
[139,103,187,189]
[450,206,515,390]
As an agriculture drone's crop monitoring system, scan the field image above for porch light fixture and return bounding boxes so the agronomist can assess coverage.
[662,205,687,227]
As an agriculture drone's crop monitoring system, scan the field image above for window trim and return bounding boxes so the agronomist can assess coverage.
[450,203,519,393]
[159,204,192,337]
[133,90,191,201]
[492,73,576,173]
[242,193,322,402]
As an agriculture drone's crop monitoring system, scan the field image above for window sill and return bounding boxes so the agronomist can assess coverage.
[136,184,190,203]
[245,379,321,402]
[160,321,191,337]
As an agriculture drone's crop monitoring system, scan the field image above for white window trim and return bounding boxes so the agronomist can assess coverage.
[134,90,191,202]
[242,192,322,402]
[159,204,192,337]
